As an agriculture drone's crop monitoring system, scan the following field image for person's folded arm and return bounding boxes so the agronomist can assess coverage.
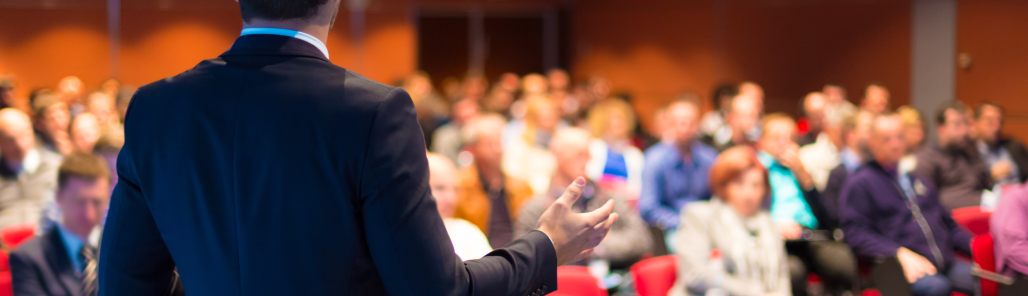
[840,182,902,258]
[359,88,556,296]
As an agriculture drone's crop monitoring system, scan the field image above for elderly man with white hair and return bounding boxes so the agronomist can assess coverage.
[515,127,651,268]
[427,152,492,260]
[0,108,63,230]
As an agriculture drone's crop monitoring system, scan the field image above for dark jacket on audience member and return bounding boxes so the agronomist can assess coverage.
[913,144,993,210]
[819,165,850,231]
[840,161,972,269]
[98,34,557,296]
[10,229,86,296]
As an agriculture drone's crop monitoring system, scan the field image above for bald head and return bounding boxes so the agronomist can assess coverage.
[869,113,906,166]
[551,128,592,182]
[0,108,36,164]
[71,113,101,154]
[804,92,827,131]
[427,153,459,218]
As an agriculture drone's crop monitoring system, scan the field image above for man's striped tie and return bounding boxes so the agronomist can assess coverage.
[80,244,98,296]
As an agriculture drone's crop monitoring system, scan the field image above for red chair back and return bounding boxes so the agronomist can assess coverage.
[550,266,606,296]
[630,255,677,296]
[1,223,35,251]
[972,234,999,296]
[952,207,991,236]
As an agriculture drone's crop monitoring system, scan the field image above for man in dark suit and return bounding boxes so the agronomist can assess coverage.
[11,153,110,296]
[97,1,617,296]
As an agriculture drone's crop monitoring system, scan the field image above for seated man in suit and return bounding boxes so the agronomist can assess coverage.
[516,128,652,268]
[11,153,109,296]
[821,110,875,230]
[841,112,973,296]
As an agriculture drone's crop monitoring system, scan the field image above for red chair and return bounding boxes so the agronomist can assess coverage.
[550,266,606,296]
[0,223,35,251]
[972,234,1000,296]
[630,255,677,296]
[952,206,991,236]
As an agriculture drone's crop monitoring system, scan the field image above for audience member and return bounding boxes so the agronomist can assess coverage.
[99,78,120,99]
[70,113,102,155]
[702,93,761,152]
[10,153,109,296]
[700,83,739,139]
[992,183,1028,277]
[516,128,651,267]
[454,114,534,249]
[521,73,549,97]
[823,83,852,109]
[0,75,17,110]
[841,112,973,296]
[586,99,645,199]
[914,100,992,210]
[461,75,488,103]
[821,110,876,230]
[503,96,562,193]
[85,92,120,131]
[56,76,85,116]
[431,99,481,165]
[0,108,62,230]
[29,90,73,155]
[861,83,890,113]
[115,85,136,122]
[669,146,790,296]
[898,106,927,173]
[799,94,853,191]
[427,153,492,261]
[739,81,765,110]
[756,113,856,296]
[547,69,570,101]
[973,102,1028,185]
[797,92,827,147]
[639,99,717,232]
[403,71,448,147]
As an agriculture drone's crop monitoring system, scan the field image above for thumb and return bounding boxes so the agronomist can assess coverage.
[556,177,587,206]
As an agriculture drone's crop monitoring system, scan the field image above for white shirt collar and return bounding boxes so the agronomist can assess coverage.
[240,27,330,59]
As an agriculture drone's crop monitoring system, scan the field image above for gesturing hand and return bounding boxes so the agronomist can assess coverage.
[536,177,619,266]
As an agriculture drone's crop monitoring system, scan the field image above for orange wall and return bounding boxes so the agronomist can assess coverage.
[956,0,1028,140]
[0,7,111,99]
[0,3,415,100]
[572,0,912,123]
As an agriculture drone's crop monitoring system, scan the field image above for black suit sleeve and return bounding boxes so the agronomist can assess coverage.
[359,88,557,296]
[10,251,48,296]
[98,98,180,296]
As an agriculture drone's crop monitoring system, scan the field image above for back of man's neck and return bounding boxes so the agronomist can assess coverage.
[243,21,330,45]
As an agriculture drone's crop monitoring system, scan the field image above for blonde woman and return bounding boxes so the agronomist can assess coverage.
[585,98,645,200]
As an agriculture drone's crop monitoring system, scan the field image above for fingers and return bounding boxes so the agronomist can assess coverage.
[923,261,937,275]
[572,248,595,263]
[582,199,615,226]
[556,177,587,206]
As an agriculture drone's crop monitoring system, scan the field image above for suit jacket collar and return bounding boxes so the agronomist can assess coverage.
[221,34,330,62]
[43,229,84,296]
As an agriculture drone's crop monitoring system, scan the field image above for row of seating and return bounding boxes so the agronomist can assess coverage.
[553,206,1001,296]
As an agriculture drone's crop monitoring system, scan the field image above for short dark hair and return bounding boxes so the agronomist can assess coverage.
[58,153,110,189]
[711,83,738,110]
[239,0,330,22]
[933,100,968,125]
[974,102,1004,119]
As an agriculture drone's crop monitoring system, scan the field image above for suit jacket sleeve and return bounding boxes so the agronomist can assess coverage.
[10,251,48,296]
[359,88,557,296]
[98,91,180,296]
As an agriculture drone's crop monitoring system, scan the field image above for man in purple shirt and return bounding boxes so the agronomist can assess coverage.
[841,112,973,296]
[639,98,718,232]
[993,184,1028,277]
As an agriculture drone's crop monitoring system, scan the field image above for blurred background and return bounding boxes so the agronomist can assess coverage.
[0,0,1025,138]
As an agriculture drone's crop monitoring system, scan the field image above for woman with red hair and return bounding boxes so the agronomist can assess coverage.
[669,146,791,296]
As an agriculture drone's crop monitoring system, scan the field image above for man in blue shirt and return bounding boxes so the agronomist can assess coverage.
[10,153,114,296]
[639,99,718,237]
[758,113,856,296]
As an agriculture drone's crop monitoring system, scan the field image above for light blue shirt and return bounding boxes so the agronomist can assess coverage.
[240,27,330,59]
[840,147,863,173]
[638,141,718,230]
[758,151,819,229]
[57,225,87,273]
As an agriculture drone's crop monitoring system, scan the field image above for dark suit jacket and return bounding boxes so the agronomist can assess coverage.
[10,229,85,296]
[820,164,850,231]
[98,34,557,296]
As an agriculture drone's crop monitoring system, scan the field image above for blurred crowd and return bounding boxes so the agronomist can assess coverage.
[1,69,1027,296]
[411,70,1028,296]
